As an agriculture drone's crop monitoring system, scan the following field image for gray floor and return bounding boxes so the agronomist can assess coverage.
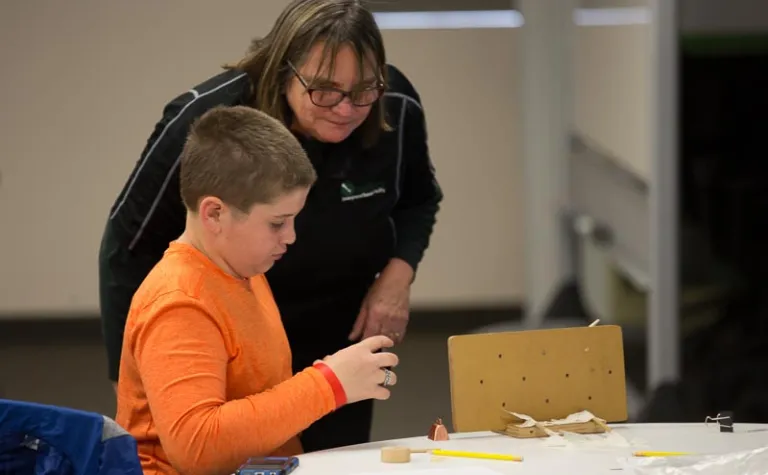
[0,310,517,442]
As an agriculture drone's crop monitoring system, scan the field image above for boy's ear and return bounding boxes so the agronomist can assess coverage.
[198,196,225,231]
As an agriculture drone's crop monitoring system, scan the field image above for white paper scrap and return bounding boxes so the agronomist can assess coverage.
[541,429,632,448]
[505,409,605,428]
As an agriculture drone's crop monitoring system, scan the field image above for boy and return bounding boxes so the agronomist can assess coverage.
[114,106,398,475]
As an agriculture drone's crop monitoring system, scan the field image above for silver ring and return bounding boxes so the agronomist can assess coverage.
[382,369,392,386]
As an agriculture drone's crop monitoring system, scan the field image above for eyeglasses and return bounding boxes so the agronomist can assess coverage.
[287,61,385,108]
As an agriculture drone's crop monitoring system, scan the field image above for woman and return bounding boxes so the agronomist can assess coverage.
[100,0,442,452]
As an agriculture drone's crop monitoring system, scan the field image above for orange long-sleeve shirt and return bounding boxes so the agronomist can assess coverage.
[115,242,336,475]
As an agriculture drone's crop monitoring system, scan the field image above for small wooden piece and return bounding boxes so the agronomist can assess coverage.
[503,418,609,438]
[592,417,612,433]
[500,409,610,438]
[428,418,450,441]
[380,447,432,463]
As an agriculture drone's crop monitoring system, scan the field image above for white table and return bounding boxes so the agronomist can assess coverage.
[295,423,768,474]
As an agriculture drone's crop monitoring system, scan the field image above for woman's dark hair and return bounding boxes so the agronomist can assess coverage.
[225,0,391,147]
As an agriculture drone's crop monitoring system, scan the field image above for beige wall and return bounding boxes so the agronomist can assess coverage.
[14,1,750,315]
[0,1,525,315]
[385,29,525,307]
[572,23,651,181]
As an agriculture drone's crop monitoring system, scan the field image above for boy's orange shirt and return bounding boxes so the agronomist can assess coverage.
[115,241,336,475]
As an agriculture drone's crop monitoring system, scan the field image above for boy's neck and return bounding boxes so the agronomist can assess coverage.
[178,218,249,284]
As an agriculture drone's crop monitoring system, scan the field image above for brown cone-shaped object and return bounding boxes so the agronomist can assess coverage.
[428,418,450,441]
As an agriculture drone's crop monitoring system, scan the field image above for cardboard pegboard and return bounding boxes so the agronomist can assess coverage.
[447,325,628,433]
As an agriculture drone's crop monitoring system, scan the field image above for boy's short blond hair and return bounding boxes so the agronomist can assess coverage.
[180,105,316,213]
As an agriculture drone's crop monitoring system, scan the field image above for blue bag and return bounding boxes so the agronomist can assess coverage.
[0,399,142,475]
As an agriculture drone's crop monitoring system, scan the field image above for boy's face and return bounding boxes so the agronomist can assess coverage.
[207,187,309,278]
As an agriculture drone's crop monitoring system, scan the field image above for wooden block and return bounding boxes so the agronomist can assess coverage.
[503,420,608,439]
[380,447,432,463]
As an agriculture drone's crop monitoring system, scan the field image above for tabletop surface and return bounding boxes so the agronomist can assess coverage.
[294,423,768,474]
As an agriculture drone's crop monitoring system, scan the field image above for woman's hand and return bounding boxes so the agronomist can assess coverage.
[321,335,399,404]
[349,259,414,344]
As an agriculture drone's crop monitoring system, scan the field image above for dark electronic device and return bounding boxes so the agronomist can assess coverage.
[235,456,299,475]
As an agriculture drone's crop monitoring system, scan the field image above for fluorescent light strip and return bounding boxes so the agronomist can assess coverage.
[373,8,650,30]
[574,7,651,26]
[373,10,523,30]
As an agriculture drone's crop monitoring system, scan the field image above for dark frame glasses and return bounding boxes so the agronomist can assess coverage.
[287,61,385,108]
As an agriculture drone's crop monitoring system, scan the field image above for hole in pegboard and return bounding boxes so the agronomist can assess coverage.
[498,353,502,359]
[541,349,547,356]
[480,379,484,385]
[522,376,526,382]
[545,398,550,404]
[608,370,613,375]
[565,373,570,378]
[502,402,506,407]
[588,396,592,400]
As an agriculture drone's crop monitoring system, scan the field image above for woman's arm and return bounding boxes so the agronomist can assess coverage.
[386,66,443,275]
[129,295,336,475]
[348,68,443,342]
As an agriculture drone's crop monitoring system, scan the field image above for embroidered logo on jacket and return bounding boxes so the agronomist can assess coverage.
[340,181,387,202]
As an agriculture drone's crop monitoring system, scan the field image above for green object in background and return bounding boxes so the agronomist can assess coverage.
[681,33,768,56]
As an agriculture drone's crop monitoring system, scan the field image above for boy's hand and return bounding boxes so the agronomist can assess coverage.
[322,335,399,404]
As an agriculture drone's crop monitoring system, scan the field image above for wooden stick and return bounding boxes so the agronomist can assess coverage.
[593,417,612,432]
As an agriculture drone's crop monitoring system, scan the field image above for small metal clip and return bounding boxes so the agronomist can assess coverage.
[705,411,734,433]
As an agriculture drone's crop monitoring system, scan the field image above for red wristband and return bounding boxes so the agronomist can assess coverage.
[313,362,347,409]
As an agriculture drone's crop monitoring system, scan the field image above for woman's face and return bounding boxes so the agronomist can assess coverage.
[286,42,381,143]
